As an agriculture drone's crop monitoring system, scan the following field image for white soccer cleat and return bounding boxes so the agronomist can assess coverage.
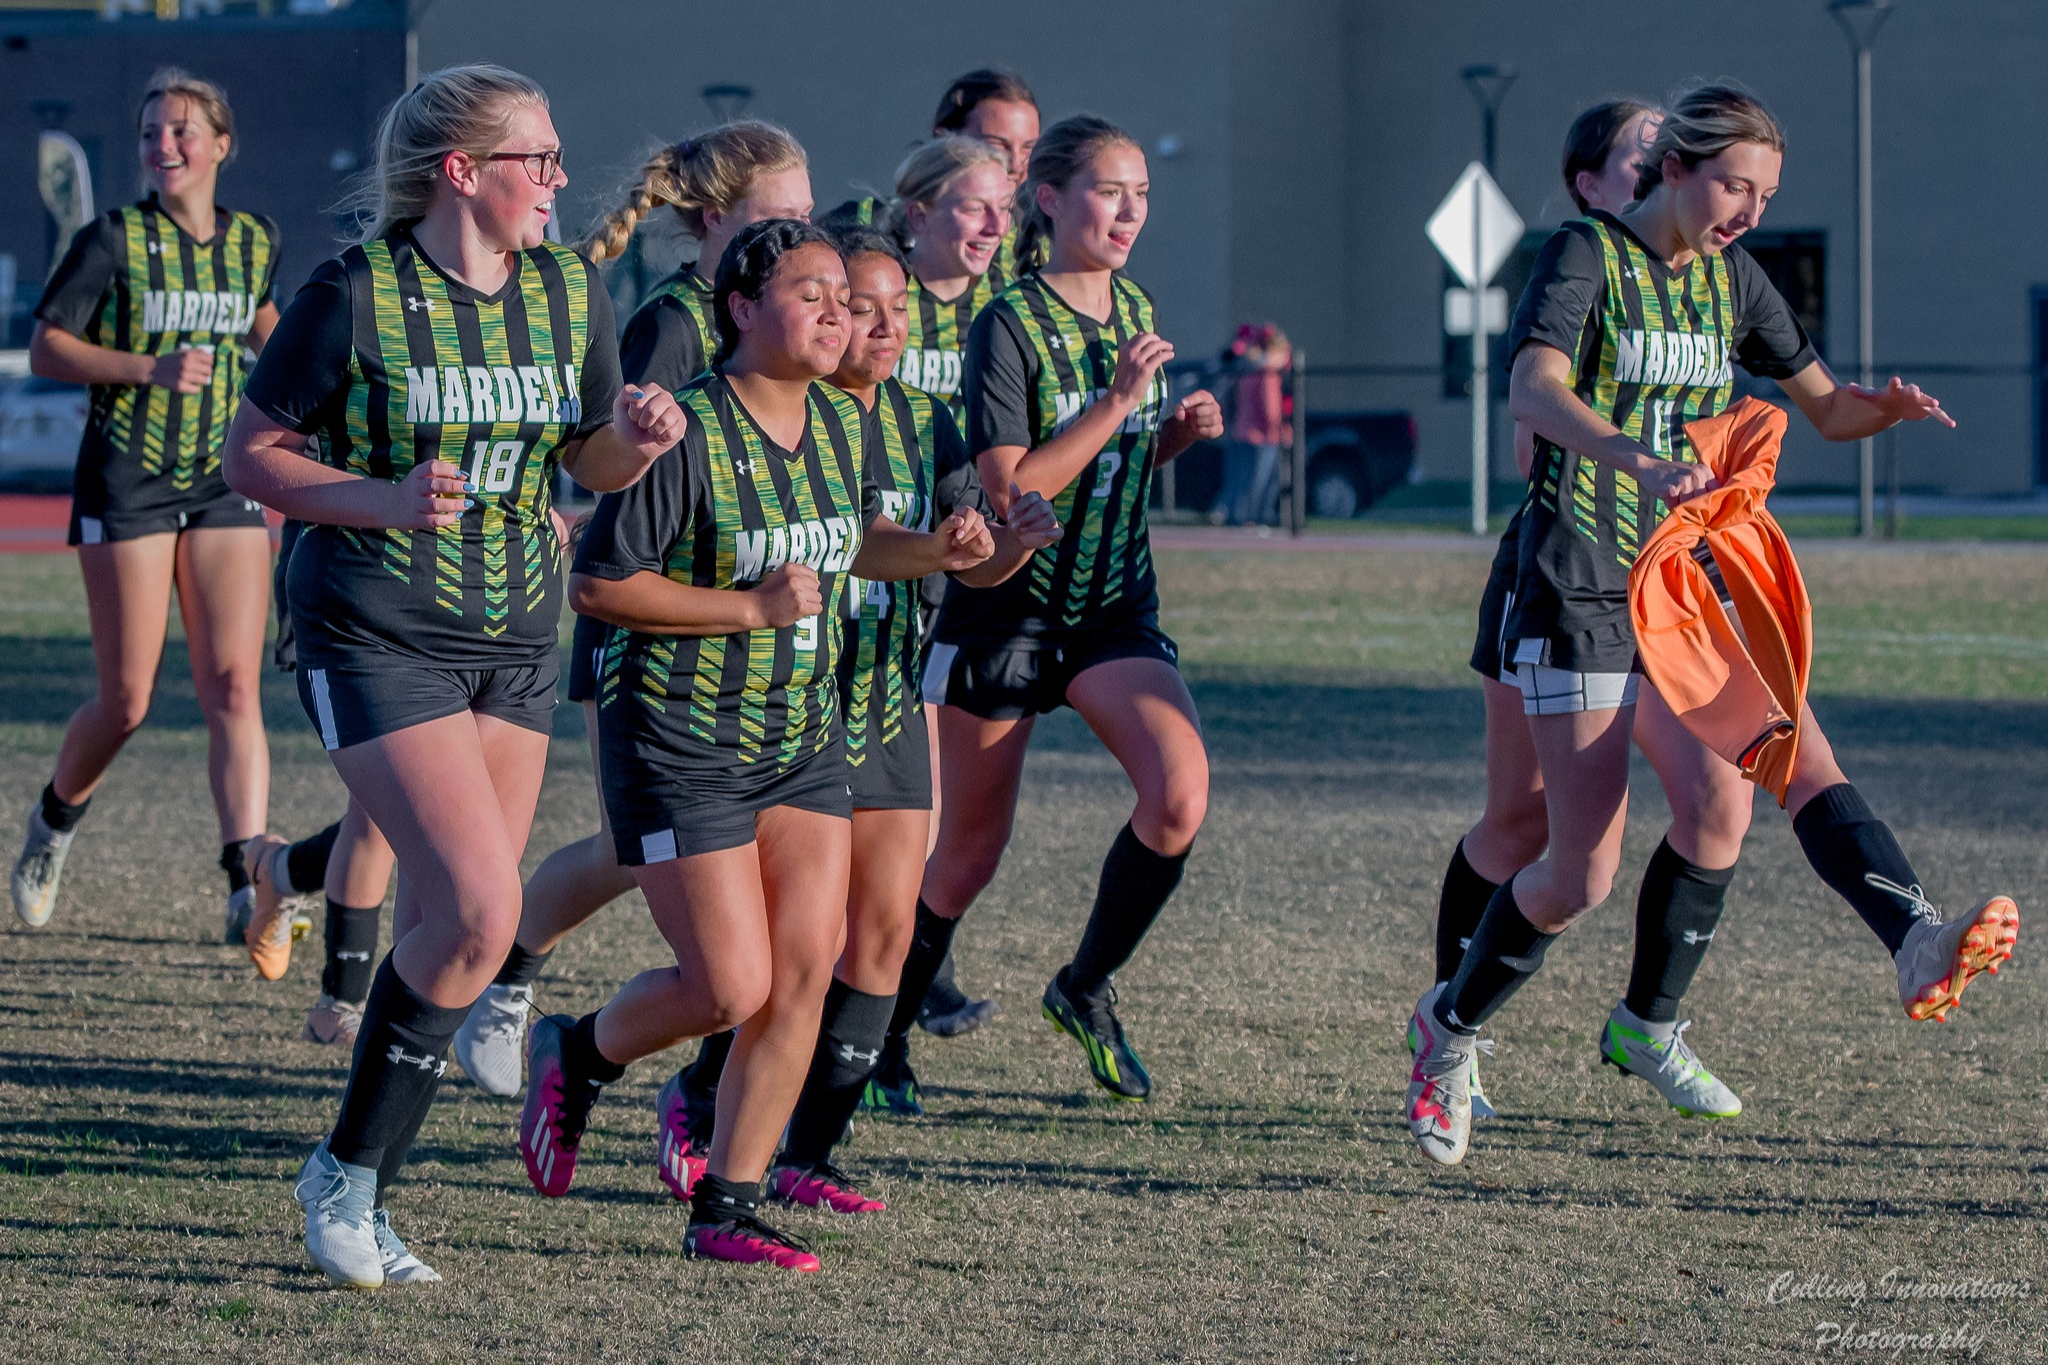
[453,981,533,1096]
[1405,983,1479,1167]
[1896,895,2019,1023]
[1599,1004,1742,1118]
[372,1208,441,1284]
[12,808,74,930]
[294,1143,383,1291]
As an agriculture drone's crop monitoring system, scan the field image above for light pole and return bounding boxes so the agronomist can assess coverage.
[1458,64,1516,533]
[1832,0,1892,538]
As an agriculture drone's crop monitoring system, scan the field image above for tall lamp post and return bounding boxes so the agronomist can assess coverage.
[1832,0,1892,538]
[1459,64,1517,175]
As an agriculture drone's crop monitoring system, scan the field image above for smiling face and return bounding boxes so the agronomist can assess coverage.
[730,240,848,380]
[961,98,1039,188]
[454,101,566,253]
[1037,140,1148,272]
[139,93,230,203]
[1665,140,1780,256]
[834,251,909,389]
[907,160,1012,280]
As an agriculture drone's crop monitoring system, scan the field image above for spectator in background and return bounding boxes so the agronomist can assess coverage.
[1210,323,1292,526]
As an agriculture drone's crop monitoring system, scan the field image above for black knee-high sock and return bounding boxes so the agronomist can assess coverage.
[1437,878,1557,1035]
[781,979,896,1166]
[39,781,90,834]
[1791,783,1931,956]
[886,900,960,1042]
[283,821,342,897]
[681,1028,735,1098]
[321,898,381,1004]
[492,941,552,989]
[1624,839,1735,1024]
[1435,840,1501,984]
[375,1064,442,1205]
[220,842,251,896]
[563,1010,627,1083]
[1067,822,1190,998]
[328,956,467,1174]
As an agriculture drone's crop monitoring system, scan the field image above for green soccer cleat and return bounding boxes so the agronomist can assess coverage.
[1042,969,1151,1101]
[1599,1004,1742,1119]
[859,1033,923,1117]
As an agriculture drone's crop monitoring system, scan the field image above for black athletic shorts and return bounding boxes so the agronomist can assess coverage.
[69,479,267,545]
[921,615,1180,722]
[602,732,853,864]
[848,705,932,811]
[1468,511,1522,685]
[296,654,560,751]
[565,612,608,704]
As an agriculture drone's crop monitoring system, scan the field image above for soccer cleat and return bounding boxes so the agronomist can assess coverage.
[655,1071,708,1202]
[1599,1006,1742,1118]
[11,808,74,929]
[918,975,1000,1038]
[301,993,365,1047]
[684,1211,821,1272]
[223,885,255,946]
[1896,895,2019,1022]
[372,1208,441,1284]
[769,1159,886,1215]
[858,1034,923,1117]
[453,981,533,1096]
[1406,983,1478,1167]
[242,833,312,980]
[518,1014,603,1198]
[294,1143,383,1290]
[1406,1001,1498,1121]
[1042,969,1151,1101]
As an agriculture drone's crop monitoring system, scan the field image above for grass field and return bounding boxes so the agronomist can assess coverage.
[1,543,2044,1363]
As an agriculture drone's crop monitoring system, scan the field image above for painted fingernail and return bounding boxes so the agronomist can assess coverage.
[463,480,476,493]
[463,498,476,509]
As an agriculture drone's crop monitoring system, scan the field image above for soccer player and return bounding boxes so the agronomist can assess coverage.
[14,68,280,940]
[452,120,814,1098]
[901,116,1225,1106]
[765,223,1058,1211]
[1430,98,1774,1122]
[1407,84,2015,1168]
[513,218,995,1270]
[223,63,684,1288]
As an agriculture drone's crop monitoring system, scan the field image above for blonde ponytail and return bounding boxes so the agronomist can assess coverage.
[579,120,806,265]
[350,63,548,243]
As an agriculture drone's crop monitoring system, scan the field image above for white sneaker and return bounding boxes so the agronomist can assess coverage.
[301,993,365,1047]
[372,1208,441,1284]
[453,981,533,1096]
[11,808,74,929]
[1405,983,1478,1166]
[294,1144,383,1290]
[1406,993,1497,1121]
[1599,1003,1742,1118]
[1895,894,2019,1022]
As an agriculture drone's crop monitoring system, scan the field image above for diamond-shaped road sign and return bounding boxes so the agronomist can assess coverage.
[1426,161,1523,289]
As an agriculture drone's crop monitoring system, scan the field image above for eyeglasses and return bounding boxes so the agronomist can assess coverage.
[483,148,563,186]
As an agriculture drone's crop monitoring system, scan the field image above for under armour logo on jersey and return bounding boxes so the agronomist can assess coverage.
[734,458,754,476]
[837,1044,881,1066]
[147,241,163,255]
[1047,333,1064,348]
[386,1045,447,1074]
[1621,267,1639,279]
[1681,929,1716,945]
[407,296,436,313]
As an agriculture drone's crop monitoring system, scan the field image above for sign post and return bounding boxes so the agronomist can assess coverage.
[1427,161,1522,535]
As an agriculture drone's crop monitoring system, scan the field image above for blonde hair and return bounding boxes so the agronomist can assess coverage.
[1013,115,1140,273]
[1634,83,1784,199]
[879,135,1008,249]
[580,120,807,265]
[137,67,235,164]
[353,63,549,242]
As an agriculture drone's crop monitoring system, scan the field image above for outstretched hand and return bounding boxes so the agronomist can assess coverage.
[1844,376,1955,430]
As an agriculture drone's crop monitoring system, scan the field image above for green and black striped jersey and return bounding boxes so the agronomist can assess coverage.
[35,196,278,502]
[620,265,717,393]
[837,377,986,767]
[578,374,881,775]
[896,269,1002,422]
[245,227,620,668]
[936,272,1168,643]
[1505,210,1816,670]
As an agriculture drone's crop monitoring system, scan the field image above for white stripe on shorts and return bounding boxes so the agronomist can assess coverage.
[1510,639,1638,716]
[641,829,678,864]
[307,668,341,750]
[921,642,958,707]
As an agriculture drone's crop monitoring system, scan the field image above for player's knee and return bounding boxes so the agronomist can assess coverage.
[700,958,771,1031]
[1146,780,1208,855]
[1498,802,1551,868]
[101,680,154,735]
[209,668,263,723]
[936,830,1009,903]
